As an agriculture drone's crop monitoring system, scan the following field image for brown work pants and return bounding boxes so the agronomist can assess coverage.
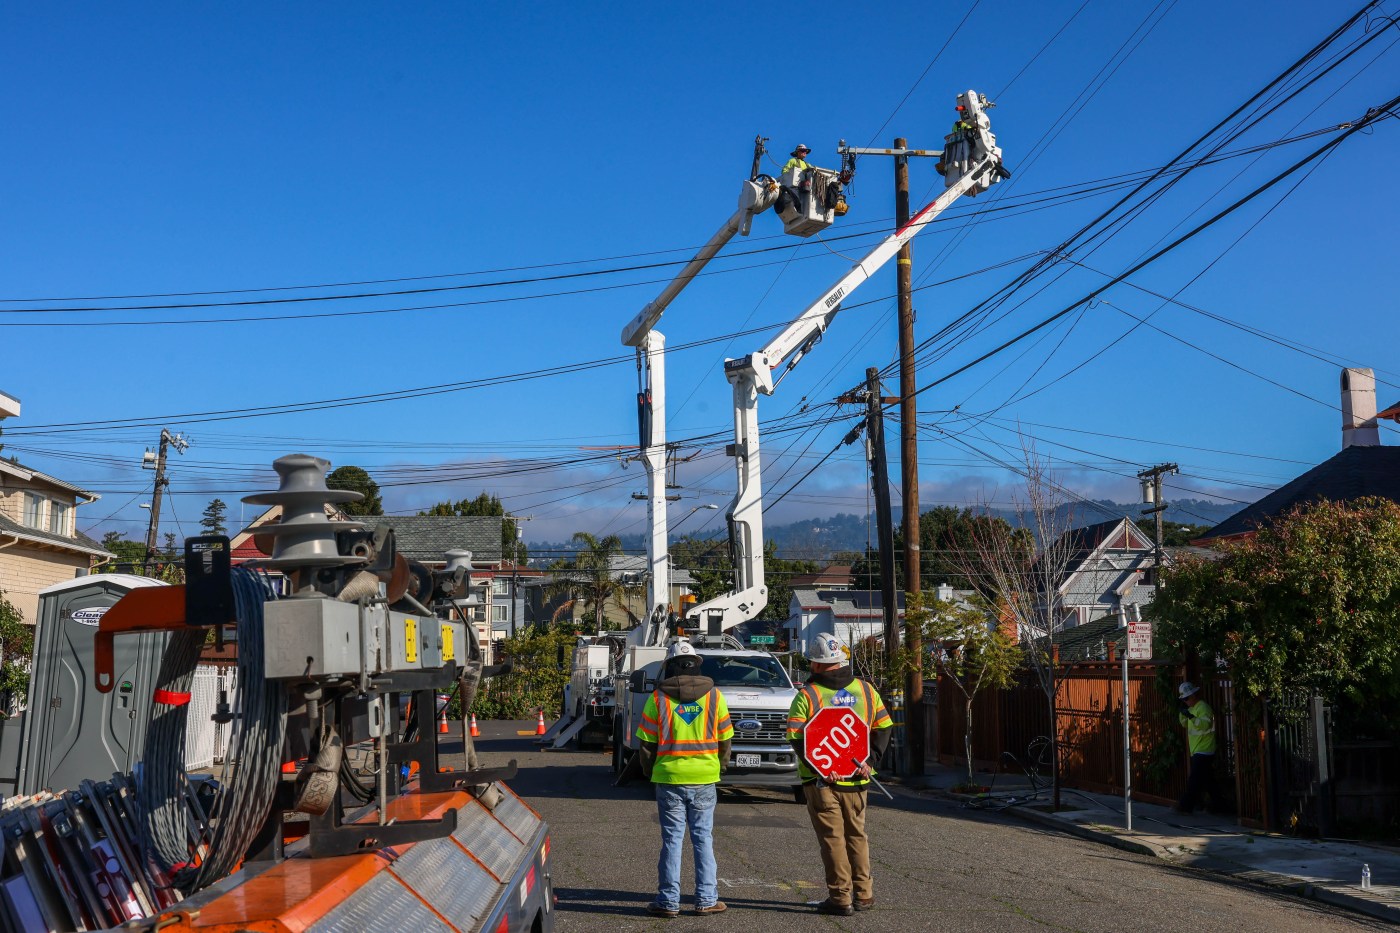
[804,782,871,905]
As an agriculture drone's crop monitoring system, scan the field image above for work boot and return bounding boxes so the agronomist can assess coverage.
[646,903,679,918]
[814,899,854,916]
[855,898,876,911]
[695,902,728,916]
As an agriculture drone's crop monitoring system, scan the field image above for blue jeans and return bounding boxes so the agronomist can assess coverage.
[654,782,719,909]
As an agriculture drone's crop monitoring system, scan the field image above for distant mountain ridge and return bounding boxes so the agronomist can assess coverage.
[528,498,1247,561]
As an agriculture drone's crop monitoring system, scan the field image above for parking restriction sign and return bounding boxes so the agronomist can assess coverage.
[1128,616,1153,660]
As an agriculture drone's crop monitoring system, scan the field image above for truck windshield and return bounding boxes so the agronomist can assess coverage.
[697,654,792,688]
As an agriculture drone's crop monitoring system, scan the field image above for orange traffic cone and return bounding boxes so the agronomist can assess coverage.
[438,701,451,735]
[470,713,480,738]
[535,709,547,736]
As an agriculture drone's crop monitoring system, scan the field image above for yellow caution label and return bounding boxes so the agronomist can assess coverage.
[405,617,418,663]
[897,258,912,265]
[441,624,455,661]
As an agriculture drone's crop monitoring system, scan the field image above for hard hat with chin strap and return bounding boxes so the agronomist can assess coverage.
[665,639,701,671]
[805,634,848,665]
[1178,681,1200,700]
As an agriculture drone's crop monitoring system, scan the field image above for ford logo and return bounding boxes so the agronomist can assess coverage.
[735,719,763,732]
[71,607,108,627]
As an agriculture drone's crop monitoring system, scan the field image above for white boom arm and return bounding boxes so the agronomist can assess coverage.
[621,177,780,649]
[685,90,1006,635]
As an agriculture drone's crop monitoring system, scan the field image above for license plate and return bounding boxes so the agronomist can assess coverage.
[734,754,761,768]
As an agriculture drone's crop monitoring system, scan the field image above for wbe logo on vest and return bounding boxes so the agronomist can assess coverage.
[830,689,857,707]
[675,703,703,725]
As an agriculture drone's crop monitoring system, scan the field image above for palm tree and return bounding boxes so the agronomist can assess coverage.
[547,532,643,632]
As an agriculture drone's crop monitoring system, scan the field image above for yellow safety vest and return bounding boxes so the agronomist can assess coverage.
[786,679,892,786]
[637,688,734,784]
[782,157,811,175]
[1179,699,1216,755]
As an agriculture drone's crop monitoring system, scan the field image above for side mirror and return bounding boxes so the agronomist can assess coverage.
[629,670,652,692]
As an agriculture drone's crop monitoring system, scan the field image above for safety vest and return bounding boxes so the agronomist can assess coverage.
[636,688,734,785]
[782,157,811,175]
[786,679,893,786]
[1180,699,1216,755]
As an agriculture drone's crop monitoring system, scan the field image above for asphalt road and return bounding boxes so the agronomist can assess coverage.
[476,721,1386,933]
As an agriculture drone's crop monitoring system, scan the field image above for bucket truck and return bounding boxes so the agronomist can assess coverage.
[538,140,850,758]
[612,90,1009,787]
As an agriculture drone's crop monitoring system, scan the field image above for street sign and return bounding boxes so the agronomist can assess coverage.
[1127,616,1153,660]
[802,706,870,781]
[749,635,775,645]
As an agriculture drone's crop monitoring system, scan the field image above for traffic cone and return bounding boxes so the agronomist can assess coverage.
[535,709,547,736]
[438,701,451,735]
[470,713,480,738]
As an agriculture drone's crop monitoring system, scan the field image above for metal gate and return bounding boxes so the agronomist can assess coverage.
[1267,690,1333,835]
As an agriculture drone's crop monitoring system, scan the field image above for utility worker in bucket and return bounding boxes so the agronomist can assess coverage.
[637,640,733,918]
[777,143,813,217]
[786,635,893,916]
[1175,681,1217,813]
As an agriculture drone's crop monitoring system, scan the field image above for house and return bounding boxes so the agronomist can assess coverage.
[1047,517,1156,630]
[0,458,112,625]
[788,563,854,591]
[1198,368,1400,542]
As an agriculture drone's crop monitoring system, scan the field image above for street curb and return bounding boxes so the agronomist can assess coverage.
[1005,805,1165,859]
[1003,807,1400,925]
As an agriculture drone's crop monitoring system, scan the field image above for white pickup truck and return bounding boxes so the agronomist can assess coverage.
[611,647,800,788]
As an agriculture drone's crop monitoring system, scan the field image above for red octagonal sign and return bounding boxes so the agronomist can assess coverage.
[802,706,870,781]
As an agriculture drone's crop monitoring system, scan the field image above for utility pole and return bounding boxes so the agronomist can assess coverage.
[863,368,899,668]
[142,429,189,569]
[838,136,942,777]
[1136,462,1179,577]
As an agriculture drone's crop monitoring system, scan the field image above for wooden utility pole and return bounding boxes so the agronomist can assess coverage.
[865,368,899,668]
[894,136,925,777]
[1136,462,1179,577]
[143,429,188,568]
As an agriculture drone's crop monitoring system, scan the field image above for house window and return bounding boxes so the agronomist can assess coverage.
[491,604,509,623]
[49,501,70,536]
[22,493,43,530]
[491,578,510,597]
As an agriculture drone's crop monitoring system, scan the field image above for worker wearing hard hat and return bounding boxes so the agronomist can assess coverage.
[637,640,734,918]
[776,143,813,218]
[1175,681,1218,813]
[781,143,812,175]
[786,635,893,916]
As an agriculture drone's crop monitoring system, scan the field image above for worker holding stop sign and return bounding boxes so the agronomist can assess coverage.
[786,634,893,916]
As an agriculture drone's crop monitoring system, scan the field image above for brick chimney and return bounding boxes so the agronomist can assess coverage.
[1341,367,1380,449]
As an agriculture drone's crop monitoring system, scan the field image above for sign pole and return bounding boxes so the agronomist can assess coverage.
[1119,602,1132,831]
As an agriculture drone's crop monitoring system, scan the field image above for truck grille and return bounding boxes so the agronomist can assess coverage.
[728,709,788,742]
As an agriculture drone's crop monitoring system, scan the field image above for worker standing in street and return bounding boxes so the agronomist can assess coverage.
[637,641,734,918]
[1175,681,1217,813]
[786,635,893,916]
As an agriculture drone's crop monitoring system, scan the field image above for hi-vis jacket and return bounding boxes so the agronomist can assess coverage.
[787,677,892,787]
[1179,699,1217,756]
[637,687,734,785]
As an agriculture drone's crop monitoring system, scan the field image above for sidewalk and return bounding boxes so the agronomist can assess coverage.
[901,761,1400,924]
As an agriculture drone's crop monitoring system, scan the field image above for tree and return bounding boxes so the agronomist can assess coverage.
[420,492,528,561]
[669,535,732,604]
[1149,497,1400,716]
[200,498,229,537]
[906,591,1019,787]
[1158,520,1212,547]
[547,532,640,633]
[852,506,1032,594]
[954,447,1078,808]
[758,540,818,623]
[0,592,33,711]
[326,465,383,515]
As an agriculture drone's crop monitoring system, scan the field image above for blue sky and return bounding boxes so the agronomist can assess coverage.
[1,2,1397,548]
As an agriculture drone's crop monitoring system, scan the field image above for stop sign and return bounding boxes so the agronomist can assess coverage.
[802,706,870,780]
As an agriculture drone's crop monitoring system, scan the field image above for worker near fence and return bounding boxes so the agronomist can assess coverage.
[786,635,893,916]
[1175,681,1217,813]
[637,640,734,918]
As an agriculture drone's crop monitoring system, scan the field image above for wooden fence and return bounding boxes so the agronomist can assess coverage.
[936,657,1268,827]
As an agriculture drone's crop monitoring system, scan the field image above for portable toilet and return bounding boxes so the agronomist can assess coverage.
[16,574,169,795]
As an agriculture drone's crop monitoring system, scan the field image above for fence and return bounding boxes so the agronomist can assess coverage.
[936,659,1265,826]
[184,665,237,771]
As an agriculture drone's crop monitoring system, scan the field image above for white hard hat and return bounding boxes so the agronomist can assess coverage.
[666,640,697,661]
[805,634,848,665]
[1178,681,1200,700]
[792,143,811,154]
